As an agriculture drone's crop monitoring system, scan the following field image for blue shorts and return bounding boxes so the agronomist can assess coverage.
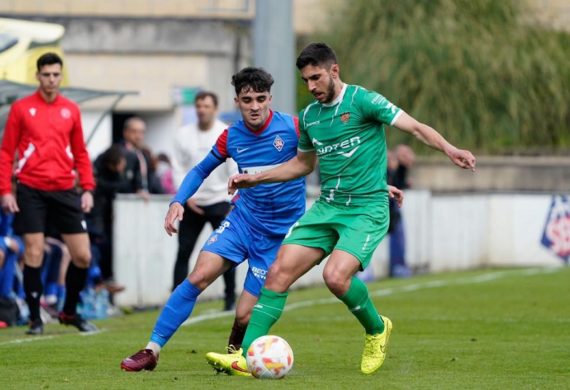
[201,209,283,297]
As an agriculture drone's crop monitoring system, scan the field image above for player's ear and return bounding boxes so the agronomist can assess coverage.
[35,71,40,82]
[234,96,239,106]
[330,64,339,78]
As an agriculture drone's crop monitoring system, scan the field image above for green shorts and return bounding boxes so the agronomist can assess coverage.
[282,199,389,269]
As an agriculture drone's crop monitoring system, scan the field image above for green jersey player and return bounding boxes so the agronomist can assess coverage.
[213,42,476,375]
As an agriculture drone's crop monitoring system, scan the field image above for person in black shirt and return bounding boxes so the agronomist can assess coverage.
[89,145,127,289]
[387,145,415,278]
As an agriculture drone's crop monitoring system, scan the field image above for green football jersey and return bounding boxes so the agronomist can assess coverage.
[298,84,402,206]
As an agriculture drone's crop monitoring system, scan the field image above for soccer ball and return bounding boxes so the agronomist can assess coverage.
[246,335,294,379]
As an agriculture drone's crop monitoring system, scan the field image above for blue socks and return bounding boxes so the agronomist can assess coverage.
[150,280,201,347]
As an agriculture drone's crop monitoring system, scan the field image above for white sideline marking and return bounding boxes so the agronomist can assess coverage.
[0,267,559,346]
[0,335,55,345]
[184,311,233,325]
[184,267,558,327]
[79,328,107,337]
[0,328,107,347]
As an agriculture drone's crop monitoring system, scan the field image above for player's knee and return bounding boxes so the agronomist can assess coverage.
[235,308,251,324]
[323,269,349,296]
[187,271,210,291]
[264,265,291,293]
[263,270,277,290]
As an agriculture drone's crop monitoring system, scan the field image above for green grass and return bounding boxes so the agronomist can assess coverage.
[1,267,569,389]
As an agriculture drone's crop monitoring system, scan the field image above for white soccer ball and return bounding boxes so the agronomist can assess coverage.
[246,335,294,379]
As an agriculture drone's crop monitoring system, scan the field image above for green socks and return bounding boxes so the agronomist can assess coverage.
[339,277,384,335]
[240,278,382,357]
[241,287,288,356]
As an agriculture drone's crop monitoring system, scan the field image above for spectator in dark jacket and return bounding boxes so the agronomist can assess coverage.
[387,145,415,278]
[89,145,126,286]
[118,117,162,196]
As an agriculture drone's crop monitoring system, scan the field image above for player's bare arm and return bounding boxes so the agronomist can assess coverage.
[394,112,476,171]
[164,202,184,236]
[228,150,316,194]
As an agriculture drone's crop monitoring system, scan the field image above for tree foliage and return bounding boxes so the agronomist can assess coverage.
[301,0,570,154]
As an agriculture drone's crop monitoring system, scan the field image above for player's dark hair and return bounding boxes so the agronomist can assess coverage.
[36,52,63,71]
[231,67,274,95]
[195,91,218,108]
[296,42,337,70]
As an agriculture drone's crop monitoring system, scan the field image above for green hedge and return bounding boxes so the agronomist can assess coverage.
[298,0,570,154]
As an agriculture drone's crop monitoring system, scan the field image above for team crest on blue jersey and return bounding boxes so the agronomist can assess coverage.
[540,195,570,264]
[273,135,285,152]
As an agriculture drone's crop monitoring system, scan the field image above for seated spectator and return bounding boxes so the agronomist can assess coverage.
[0,210,24,326]
[155,153,176,195]
[40,236,71,316]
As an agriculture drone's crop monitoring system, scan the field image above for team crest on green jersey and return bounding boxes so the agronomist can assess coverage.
[340,112,350,123]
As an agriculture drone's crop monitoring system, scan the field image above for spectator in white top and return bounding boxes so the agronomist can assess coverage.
[171,91,238,311]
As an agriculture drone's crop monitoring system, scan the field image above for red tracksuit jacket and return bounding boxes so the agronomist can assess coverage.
[0,90,95,194]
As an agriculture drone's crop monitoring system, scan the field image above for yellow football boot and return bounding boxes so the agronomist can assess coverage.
[205,346,251,377]
[360,315,393,374]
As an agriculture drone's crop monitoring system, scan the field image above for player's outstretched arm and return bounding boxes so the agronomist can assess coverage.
[228,150,316,194]
[393,112,476,171]
[171,151,223,205]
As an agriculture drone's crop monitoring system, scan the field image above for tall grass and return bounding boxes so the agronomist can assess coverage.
[300,0,570,154]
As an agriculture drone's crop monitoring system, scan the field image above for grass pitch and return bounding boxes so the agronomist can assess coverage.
[0,267,568,389]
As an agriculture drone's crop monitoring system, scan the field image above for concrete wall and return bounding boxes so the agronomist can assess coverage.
[112,191,567,307]
[1,13,254,157]
[11,17,253,113]
[410,156,570,193]
[0,0,254,19]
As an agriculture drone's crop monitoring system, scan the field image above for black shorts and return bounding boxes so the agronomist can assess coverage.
[14,184,87,235]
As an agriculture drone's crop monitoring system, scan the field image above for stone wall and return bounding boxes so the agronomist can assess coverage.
[410,156,570,193]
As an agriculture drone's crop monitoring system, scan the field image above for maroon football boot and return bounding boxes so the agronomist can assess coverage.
[121,349,159,372]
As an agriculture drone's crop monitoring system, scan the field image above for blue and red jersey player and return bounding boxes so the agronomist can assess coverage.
[174,110,305,297]
[121,67,306,373]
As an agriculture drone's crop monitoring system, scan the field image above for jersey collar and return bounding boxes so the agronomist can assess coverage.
[245,109,274,135]
[321,83,347,108]
[35,89,61,104]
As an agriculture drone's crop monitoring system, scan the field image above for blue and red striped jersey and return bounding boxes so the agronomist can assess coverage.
[212,111,305,236]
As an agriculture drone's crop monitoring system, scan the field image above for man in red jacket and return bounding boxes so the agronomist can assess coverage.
[0,52,98,334]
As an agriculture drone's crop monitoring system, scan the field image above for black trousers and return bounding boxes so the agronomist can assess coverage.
[173,201,235,303]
